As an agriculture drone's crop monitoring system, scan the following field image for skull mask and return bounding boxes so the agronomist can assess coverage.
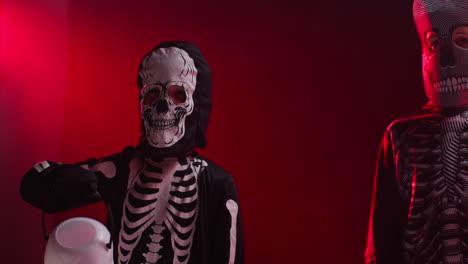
[139,47,197,148]
[413,0,468,107]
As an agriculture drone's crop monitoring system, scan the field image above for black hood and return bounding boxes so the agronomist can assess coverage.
[137,41,212,158]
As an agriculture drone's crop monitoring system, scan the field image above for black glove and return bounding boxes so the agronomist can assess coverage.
[20,161,101,213]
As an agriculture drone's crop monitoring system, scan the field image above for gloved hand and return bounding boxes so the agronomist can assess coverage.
[20,161,101,213]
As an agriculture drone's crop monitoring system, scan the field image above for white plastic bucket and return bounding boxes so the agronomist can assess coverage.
[44,217,113,264]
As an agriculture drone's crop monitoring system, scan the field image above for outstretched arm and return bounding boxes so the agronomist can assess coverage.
[19,160,102,213]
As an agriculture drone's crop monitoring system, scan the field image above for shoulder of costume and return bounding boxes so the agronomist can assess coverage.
[75,146,139,166]
[386,101,442,133]
[193,153,234,183]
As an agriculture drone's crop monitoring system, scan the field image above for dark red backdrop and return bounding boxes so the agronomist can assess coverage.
[0,0,427,263]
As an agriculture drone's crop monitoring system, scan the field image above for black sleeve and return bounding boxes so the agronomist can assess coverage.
[211,170,244,264]
[365,129,406,264]
[19,145,137,214]
[19,160,102,214]
[194,161,244,264]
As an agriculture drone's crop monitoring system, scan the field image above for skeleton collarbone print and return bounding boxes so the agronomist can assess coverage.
[19,42,243,264]
[120,156,204,264]
[20,145,243,264]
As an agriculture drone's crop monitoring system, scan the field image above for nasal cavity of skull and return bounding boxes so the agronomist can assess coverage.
[156,99,169,114]
[440,40,456,68]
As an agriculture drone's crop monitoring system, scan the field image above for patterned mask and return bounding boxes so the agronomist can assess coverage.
[139,47,198,148]
[413,0,468,107]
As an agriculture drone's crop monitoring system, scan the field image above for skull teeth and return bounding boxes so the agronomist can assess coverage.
[434,76,468,93]
[151,119,177,130]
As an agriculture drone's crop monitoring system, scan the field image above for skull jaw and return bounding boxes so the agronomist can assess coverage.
[422,53,468,107]
[434,90,468,107]
[145,122,184,148]
[424,74,468,107]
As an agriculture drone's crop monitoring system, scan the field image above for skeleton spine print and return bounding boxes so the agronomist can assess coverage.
[119,157,206,264]
[18,41,244,264]
[399,114,468,263]
[366,108,468,264]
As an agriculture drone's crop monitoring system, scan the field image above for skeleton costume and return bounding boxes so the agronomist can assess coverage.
[20,41,244,264]
[365,1,468,263]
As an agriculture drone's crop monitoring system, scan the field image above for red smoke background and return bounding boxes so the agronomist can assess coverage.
[0,0,425,263]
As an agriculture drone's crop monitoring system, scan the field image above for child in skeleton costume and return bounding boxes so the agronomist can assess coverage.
[20,41,244,264]
[365,1,468,264]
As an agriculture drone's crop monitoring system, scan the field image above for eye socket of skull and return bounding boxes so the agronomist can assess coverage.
[425,30,440,54]
[142,84,162,105]
[424,27,468,54]
[453,25,468,49]
[168,84,187,104]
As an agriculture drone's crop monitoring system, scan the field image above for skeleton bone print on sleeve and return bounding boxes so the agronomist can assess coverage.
[118,156,207,264]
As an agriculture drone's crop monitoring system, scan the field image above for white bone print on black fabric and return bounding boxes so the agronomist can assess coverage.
[367,109,468,263]
[437,115,468,262]
[226,199,238,264]
[33,160,51,173]
[396,114,468,263]
[118,157,207,264]
[80,161,117,179]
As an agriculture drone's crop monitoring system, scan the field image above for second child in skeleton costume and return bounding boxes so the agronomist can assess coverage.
[365,1,468,264]
[20,41,244,264]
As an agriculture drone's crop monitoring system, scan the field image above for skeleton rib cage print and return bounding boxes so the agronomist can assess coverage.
[18,41,243,264]
[19,146,244,264]
[366,105,468,264]
[119,157,205,264]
